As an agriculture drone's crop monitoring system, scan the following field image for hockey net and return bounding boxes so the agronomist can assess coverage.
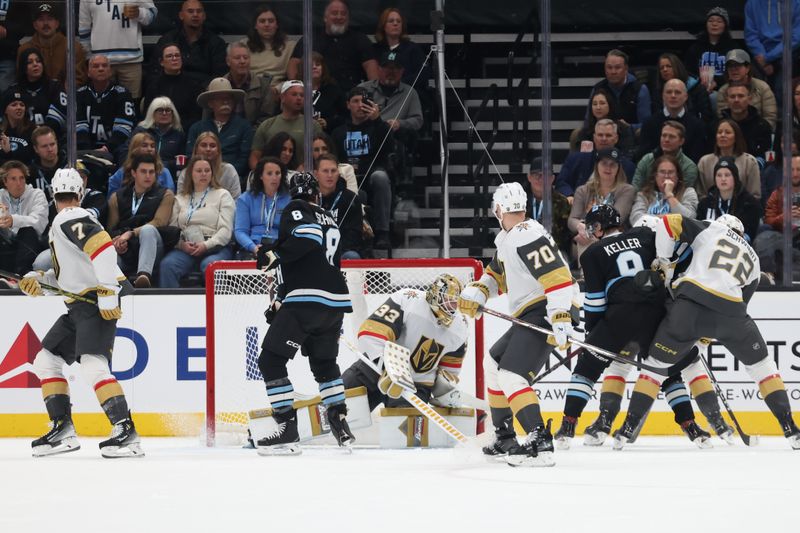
[205,258,485,446]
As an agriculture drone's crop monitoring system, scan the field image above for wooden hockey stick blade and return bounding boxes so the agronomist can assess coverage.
[0,269,97,304]
[697,355,758,447]
[477,305,676,377]
[339,337,471,444]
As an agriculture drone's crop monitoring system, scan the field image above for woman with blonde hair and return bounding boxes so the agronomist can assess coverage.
[177,131,241,199]
[107,131,174,197]
[568,148,636,260]
[159,156,235,288]
[134,96,186,177]
[630,154,698,225]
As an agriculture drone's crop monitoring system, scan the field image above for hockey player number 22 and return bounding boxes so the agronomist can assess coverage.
[708,239,754,285]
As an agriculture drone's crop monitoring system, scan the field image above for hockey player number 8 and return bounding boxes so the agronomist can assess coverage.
[616,250,644,276]
[324,228,340,266]
[708,238,754,285]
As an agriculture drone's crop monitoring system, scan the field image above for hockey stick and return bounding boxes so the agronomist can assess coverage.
[339,337,470,444]
[530,346,581,386]
[0,269,97,304]
[477,305,677,377]
[696,353,759,447]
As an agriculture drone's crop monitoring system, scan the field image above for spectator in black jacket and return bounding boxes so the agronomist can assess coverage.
[696,156,762,242]
[684,7,738,93]
[588,49,651,132]
[8,48,62,127]
[134,96,187,179]
[720,80,773,168]
[638,79,707,163]
[28,125,65,202]
[315,154,364,258]
[651,53,713,124]
[143,43,204,129]
[151,0,227,88]
[332,87,393,249]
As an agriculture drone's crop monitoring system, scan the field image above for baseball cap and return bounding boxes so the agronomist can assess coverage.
[596,147,621,163]
[379,50,401,67]
[34,3,56,20]
[280,80,304,94]
[726,49,751,65]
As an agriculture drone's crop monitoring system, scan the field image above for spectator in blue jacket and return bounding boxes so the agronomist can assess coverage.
[234,156,291,259]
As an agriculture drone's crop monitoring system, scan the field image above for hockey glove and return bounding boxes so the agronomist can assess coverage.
[548,310,573,351]
[457,282,490,319]
[378,371,405,399]
[264,299,282,324]
[652,257,675,284]
[20,271,45,297]
[256,247,279,271]
[96,287,122,321]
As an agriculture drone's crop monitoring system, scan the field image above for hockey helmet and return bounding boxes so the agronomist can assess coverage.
[491,182,527,221]
[51,167,84,200]
[289,172,320,200]
[584,204,621,234]
[713,214,744,236]
[426,273,463,327]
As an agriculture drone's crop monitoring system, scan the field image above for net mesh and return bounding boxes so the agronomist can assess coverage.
[207,260,482,445]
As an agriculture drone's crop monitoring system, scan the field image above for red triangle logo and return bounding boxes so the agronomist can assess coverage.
[0,323,42,388]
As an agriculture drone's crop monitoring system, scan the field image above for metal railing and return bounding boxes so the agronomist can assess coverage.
[466,83,499,255]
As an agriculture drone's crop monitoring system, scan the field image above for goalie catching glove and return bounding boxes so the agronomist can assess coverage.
[548,310,573,350]
[96,287,122,321]
[19,271,45,297]
[378,371,405,399]
[457,281,490,318]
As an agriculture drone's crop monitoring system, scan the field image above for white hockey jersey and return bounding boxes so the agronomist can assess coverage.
[43,206,125,301]
[656,214,760,315]
[479,219,578,317]
[79,0,156,64]
[358,289,469,388]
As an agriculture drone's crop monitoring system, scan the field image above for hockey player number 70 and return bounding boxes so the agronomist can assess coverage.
[708,238,754,286]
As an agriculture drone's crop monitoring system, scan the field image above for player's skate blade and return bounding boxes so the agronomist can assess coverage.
[583,431,609,447]
[31,417,81,457]
[100,417,145,458]
[506,451,555,468]
[553,417,575,450]
[682,421,713,449]
[256,443,302,456]
[101,442,145,458]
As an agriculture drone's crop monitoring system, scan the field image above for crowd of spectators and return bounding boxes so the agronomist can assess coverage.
[0,0,429,288]
[1,0,800,287]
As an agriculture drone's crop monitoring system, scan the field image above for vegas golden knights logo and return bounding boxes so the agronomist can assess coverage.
[410,337,444,373]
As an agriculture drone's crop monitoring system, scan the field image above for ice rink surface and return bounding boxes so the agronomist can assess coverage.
[0,435,796,532]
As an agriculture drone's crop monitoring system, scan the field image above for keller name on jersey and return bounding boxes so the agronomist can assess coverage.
[602,237,642,256]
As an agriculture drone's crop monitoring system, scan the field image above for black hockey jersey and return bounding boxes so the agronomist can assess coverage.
[274,199,352,312]
[49,83,135,152]
[580,226,661,331]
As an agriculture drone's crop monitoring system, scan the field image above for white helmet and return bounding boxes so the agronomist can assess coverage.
[491,182,527,221]
[713,214,744,236]
[635,214,661,231]
[52,168,84,200]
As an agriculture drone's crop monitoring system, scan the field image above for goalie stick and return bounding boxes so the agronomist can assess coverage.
[696,352,759,447]
[339,337,470,445]
[0,269,97,304]
[477,305,682,377]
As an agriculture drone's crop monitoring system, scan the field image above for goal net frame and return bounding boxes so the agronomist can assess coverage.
[204,258,485,446]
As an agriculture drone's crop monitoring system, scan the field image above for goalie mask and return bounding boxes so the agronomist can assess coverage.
[491,182,527,222]
[51,168,84,200]
[426,273,463,326]
[713,214,745,237]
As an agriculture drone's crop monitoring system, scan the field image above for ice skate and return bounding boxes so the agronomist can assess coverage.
[612,415,641,451]
[482,432,521,462]
[31,416,80,457]
[326,403,355,448]
[584,408,615,446]
[256,415,301,456]
[779,413,800,450]
[681,420,712,449]
[100,416,144,458]
[706,412,735,445]
[506,420,555,467]
[554,416,576,450]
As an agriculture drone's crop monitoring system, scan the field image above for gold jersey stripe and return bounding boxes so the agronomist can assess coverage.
[675,278,743,302]
[488,391,510,409]
[95,381,124,404]
[664,214,683,240]
[688,377,714,397]
[538,266,573,292]
[508,389,539,414]
[759,375,786,398]
[602,376,626,397]
[359,319,397,341]
[41,381,69,398]
[512,295,546,318]
[83,231,113,258]
[486,265,508,293]
[634,376,660,400]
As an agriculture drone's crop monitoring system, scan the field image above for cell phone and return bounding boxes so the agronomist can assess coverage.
[793,194,800,208]
[363,95,374,107]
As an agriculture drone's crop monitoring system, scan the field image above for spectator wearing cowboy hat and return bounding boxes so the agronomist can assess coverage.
[186,77,254,179]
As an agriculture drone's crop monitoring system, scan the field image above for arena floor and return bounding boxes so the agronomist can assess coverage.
[0,435,795,532]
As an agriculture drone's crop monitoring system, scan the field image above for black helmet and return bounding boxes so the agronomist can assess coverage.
[585,204,621,233]
[289,172,320,200]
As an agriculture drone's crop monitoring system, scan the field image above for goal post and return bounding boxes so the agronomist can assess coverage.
[205,258,485,446]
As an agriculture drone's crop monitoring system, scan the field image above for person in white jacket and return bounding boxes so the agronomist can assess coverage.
[0,160,48,280]
[79,0,157,99]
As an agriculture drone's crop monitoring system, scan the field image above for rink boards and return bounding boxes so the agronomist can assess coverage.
[0,290,798,436]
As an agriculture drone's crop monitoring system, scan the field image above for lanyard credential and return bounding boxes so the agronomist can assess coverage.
[186,188,210,225]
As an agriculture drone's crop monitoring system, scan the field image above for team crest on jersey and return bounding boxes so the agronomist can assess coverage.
[410,336,444,373]
[403,290,419,299]
[516,222,530,231]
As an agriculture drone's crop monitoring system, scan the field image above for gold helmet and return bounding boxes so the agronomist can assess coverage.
[426,274,463,326]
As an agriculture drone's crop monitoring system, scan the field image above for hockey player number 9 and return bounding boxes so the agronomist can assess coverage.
[708,239,754,286]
